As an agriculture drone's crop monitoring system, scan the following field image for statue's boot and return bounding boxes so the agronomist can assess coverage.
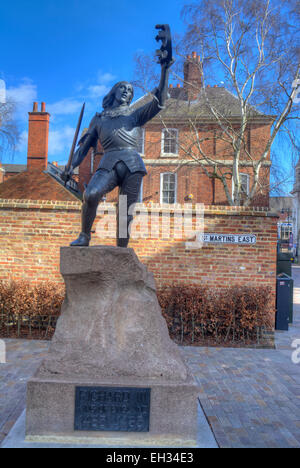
[70,201,95,247]
[117,236,129,248]
[70,232,91,247]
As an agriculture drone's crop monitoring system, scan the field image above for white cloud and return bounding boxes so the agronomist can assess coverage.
[47,71,116,115]
[16,130,28,153]
[96,72,116,84]
[75,70,116,100]
[47,98,83,116]
[87,84,110,99]
[48,126,75,158]
[87,71,116,98]
[6,80,37,117]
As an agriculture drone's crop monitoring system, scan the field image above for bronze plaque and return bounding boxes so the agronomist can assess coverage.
[74,386,150,432]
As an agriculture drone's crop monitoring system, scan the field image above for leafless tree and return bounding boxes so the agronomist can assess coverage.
[133,0,300,206]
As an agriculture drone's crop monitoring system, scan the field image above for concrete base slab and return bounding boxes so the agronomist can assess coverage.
[1,402,218,448]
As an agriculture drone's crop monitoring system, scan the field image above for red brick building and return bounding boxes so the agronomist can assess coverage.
[0,54,272,207]
[78,52,272,207]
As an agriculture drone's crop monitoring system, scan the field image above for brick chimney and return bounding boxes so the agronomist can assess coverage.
[27,102,50,172]
[0,162,4,183]
[183,52,202,101]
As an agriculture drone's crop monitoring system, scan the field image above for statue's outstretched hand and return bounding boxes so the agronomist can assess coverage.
[155,24,174,69]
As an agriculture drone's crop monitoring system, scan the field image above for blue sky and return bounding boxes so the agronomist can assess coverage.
[0,0,186,165]
[0,0,297,196]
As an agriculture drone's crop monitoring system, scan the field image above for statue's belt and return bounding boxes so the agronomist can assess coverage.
[103,147,138,153]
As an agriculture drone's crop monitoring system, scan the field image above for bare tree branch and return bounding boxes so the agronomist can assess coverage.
[0,99,19,161]
[133,0,300,206]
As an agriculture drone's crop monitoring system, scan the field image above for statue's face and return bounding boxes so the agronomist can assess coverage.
[114,82,133,106]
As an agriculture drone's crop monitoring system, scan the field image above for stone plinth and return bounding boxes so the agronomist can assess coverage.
[26,246,198,446]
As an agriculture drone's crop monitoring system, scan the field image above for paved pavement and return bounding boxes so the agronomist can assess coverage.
[0,340,49,444]
[183,267,300,448]
[1,269,300,448]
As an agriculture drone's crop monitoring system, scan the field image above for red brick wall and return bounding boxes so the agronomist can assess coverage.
[0,199,277,323]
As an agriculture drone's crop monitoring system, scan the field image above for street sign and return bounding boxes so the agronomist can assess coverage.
[199,233,257,245]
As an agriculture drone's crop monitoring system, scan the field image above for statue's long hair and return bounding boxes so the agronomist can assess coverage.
[102,81,134,109]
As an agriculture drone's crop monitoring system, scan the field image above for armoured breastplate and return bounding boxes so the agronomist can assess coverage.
[97,112,146,174]
[99,113,139,151]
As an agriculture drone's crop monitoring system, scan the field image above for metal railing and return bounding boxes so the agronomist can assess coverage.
[0,313,59,339]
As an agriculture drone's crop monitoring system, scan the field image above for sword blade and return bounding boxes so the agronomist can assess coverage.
[66,102,85,172]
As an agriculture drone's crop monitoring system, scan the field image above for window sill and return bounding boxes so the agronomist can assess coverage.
[160,153,179,158]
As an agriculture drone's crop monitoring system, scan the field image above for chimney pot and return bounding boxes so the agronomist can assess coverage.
[177,84,180,88]
[169,84,173,88]
[214,85,218,88]
[33,102,38,112]
[192,51,197,59]
[41,102,46,112]
[187,54,191,59]
[207,85,211,88]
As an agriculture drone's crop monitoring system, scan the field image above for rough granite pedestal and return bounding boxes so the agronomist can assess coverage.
[26,246,199,446]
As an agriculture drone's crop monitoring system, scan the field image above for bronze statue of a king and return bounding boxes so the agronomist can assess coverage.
[61,24,174,247]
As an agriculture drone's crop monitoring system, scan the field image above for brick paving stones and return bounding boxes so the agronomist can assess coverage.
[0,339,49,443]
[1,268,300,448]
[181,267,300,448]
